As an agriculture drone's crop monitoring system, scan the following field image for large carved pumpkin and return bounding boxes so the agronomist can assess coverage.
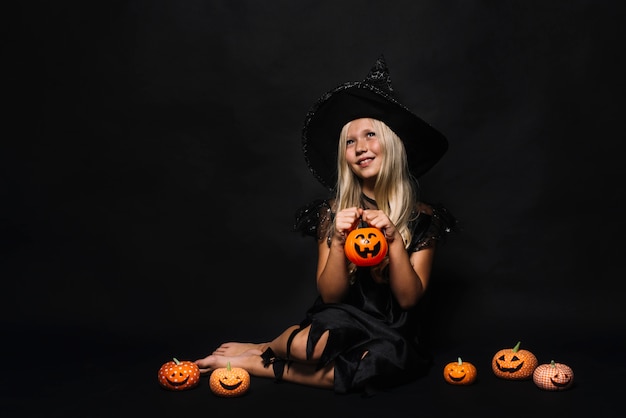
[158,357,200,391]
[533,360,574,391]
[491,341,538,380]
[344,226,388,267]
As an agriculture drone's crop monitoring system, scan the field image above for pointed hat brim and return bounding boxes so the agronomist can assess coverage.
[302,56,448,190]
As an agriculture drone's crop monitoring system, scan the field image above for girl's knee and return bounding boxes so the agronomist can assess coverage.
[321,364,334,388]
[288,329,309,360]
[291,328,330,362]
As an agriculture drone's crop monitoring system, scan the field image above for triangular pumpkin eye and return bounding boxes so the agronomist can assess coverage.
[498,355,505,360]
[512,356,519,361]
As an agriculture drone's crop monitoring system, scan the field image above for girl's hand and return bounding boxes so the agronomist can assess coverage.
[334,207,362,242]
[362,209,398,242]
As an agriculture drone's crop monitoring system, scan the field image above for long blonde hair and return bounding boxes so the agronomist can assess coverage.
[334,118,418,248]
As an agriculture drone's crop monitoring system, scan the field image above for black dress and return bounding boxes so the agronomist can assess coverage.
[293,197,456,394]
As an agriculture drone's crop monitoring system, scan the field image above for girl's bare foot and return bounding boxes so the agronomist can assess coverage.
[212,342,267,356]
[194,349,265,374]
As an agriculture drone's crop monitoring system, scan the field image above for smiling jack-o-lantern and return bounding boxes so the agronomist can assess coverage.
[209,362,251,397]
[344,226,388,267]
[491,341,538,380]
[533,360,574,391]
[443,357,477,385]
[158,357,201,391]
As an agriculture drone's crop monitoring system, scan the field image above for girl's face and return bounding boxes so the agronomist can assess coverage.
[345,118,383,183]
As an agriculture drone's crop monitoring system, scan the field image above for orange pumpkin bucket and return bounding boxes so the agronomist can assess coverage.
[344,225,388,267]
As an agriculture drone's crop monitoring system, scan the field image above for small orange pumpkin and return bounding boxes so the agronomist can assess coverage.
[158,357,200,391]
[209,362,251,397]
[344,226,388,267]
[491,341,538,380]
[533,360,574,391]
[443,357,477,385]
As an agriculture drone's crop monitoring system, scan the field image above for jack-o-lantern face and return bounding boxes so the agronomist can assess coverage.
[158,358,200,391]
[491,341,538,380]
[533,360,574,391]
[443,357,477,385]
[209,362,251,397]
[344,227,388,267]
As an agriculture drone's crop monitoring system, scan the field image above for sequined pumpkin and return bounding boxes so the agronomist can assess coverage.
[209,362,250,397]
[533,360,574,391]
[158,358,200,390]
[491,341,538,380]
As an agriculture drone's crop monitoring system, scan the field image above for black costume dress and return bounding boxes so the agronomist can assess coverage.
[293,197,456,394]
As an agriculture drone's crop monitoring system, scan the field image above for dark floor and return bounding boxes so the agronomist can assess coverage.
[2,323,623,418]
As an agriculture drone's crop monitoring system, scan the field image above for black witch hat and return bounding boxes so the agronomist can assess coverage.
[301,55,448,190]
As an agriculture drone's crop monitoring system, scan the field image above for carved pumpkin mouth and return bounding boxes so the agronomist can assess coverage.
[495,361,525,373]
[352,240,382,258]
[550,377,571,387]
[166,375,190,386]
[219,381,243,391]
[447,373,467,382]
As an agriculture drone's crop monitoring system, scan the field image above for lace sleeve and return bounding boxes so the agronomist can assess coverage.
[407,203,457,252]
[293,199,334,243]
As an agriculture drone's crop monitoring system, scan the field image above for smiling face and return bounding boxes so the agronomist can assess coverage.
[491,347,538,380]
[158,358,201,391]
[443,358,477,385]
[344,118,383,187]
[209,364,251,397]
[344,226,388,266]
[533,361,574,391]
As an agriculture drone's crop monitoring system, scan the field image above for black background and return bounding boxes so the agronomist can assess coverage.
[3,1,625,416]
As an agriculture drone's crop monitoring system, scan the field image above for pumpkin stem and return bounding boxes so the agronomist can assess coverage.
[227,361,232,371]
[512,341,521,353]
[457,357,463,365]
[550,360,556,368]
[173,357,181,365]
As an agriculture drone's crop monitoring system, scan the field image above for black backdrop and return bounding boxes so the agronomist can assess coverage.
[3,1,625,416]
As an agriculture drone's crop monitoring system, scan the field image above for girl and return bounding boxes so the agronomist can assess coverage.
[195,56,456,395]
